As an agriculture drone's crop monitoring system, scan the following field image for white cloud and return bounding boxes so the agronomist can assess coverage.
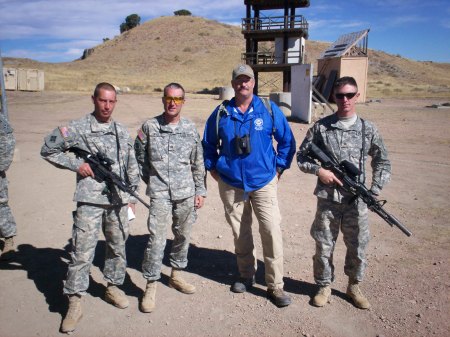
[387,15,427,27]
[45,39,99,51]
[309,19,366,31]
[0,0,248,61]
[0,0,245,40]
[3,48,64,62]
[359,0,424,8]
[64,48,85,57]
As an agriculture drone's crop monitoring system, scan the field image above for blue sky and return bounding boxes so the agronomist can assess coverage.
[0,0,449,63]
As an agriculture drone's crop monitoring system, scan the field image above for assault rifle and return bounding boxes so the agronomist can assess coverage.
[304,142,412,237]
[69,147,150,209]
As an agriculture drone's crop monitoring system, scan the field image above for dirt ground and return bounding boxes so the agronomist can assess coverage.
[0,90,449,337]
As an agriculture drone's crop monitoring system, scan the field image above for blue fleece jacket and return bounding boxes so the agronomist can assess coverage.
[202,95,296,192]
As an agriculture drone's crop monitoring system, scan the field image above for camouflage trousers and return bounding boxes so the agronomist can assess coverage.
[0,171,17,238]
[311,198,369,286]
[63,202,129,295]
[142,196,196,281]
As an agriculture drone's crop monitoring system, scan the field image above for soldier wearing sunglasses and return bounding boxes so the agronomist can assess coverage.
[134,82,206,313]
[297,76,391,310]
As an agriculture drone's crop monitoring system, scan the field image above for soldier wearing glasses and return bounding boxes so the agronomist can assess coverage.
[134,82,206,313]
[297,76,391,310]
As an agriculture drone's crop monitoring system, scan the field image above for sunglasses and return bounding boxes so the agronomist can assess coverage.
[335,92,357,100]
[163,96,184,104]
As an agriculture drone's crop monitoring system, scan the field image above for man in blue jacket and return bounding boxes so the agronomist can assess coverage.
[202,64,296,307]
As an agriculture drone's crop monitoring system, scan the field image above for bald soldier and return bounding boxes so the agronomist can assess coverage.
[41,82,140,333]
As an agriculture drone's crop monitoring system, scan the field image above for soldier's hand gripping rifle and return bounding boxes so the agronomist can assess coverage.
[69,147,150,209]
[304,142,412,237]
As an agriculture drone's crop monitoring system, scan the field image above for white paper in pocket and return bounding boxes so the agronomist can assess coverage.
[128,206,136,221]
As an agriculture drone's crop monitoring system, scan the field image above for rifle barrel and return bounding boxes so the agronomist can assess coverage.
[307,142,412,237]
[372,206,412,237]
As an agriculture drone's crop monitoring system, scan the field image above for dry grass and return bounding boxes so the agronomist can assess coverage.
[367,50,450,98]
[4,16,450,99]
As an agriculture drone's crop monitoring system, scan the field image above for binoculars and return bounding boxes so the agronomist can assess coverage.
[233,134,251,155]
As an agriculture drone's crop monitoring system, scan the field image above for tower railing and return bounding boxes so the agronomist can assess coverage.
[242,14,308,33]
[242,50,305,65]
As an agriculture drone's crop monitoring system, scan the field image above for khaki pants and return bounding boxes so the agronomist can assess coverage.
[218,177,284,289]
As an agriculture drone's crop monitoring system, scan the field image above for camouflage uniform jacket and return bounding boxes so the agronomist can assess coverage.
[40,113,139,205]
[135,114,206,200]
[0,113,15,172]
[297,113,391,203]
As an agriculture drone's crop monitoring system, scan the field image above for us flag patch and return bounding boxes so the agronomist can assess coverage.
[137,128,145,141]
[59,126,70,139]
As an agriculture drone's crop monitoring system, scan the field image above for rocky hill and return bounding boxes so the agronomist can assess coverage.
[4,16,450,98]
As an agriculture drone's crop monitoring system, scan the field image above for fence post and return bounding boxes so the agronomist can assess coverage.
[0,49,9,119]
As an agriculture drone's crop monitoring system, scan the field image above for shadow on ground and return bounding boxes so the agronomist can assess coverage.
[123,234,319,302]
[0,234,325,315]
[0,243,69,315]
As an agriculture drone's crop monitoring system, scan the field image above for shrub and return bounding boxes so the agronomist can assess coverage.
[197,87,221,95]
[120,14,141,33]
[174,9,192,16]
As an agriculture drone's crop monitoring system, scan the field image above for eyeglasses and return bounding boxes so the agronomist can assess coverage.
[335,92,357,100]
[163,96,185,105]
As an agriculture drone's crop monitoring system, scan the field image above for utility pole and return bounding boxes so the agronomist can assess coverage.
[0,49,9,119]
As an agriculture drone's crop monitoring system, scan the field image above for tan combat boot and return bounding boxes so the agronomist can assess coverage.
[60,294,83,333]
[346,281,371,309]
[267,288,292,307]
[1,237,15,260]
[313,285,331,307]
[104,284,129,309]
[169,268,196,294]
[140,281,157,313]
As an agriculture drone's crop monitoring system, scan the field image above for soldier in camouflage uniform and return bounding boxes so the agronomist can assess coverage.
[134,83,206,313]
[297,77,391,309]
[40,83,140,333]
[0,112,17,260]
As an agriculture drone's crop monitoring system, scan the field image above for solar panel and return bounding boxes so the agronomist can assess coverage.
[319,29,370,59]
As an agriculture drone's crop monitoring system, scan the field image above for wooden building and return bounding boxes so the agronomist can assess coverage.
[316,29,370,103]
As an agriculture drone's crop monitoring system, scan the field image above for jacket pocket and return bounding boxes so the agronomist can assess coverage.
[149,133,164,161]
